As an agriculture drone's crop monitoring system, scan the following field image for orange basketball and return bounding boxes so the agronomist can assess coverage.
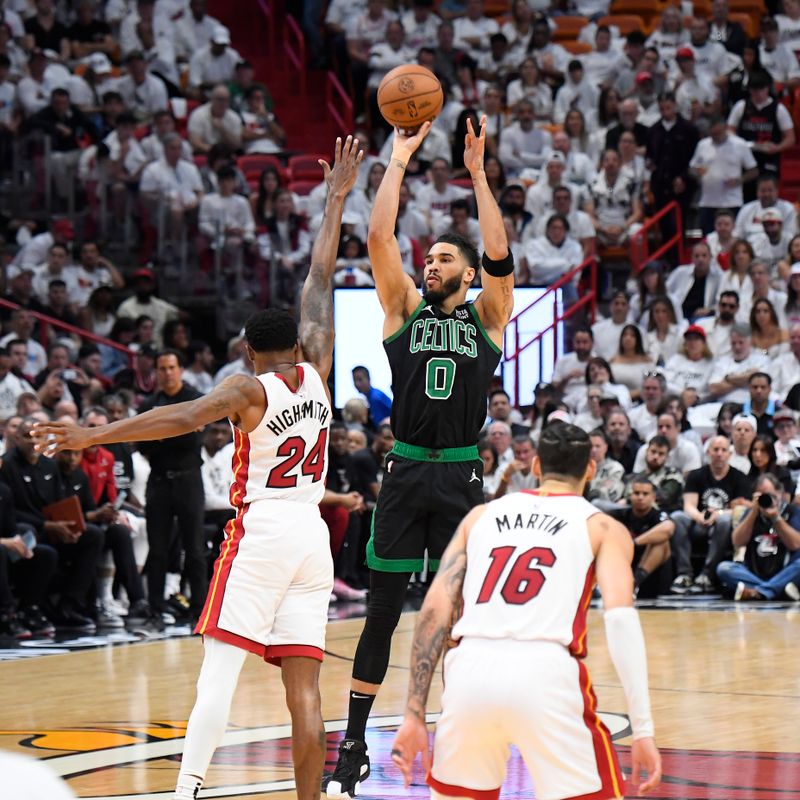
[377,65,443,133]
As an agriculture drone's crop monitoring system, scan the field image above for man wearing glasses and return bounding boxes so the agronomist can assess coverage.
[698,290,740,358]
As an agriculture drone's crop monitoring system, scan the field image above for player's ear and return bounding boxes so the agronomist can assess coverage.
[532,456,542,480]
[244,343,256,363]
[464,266,476,285]
[584,458,597,484]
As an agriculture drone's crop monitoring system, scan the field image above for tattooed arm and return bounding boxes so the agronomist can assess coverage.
[31,374,264,455]
[391,505,483,787]
[300,135,363,384]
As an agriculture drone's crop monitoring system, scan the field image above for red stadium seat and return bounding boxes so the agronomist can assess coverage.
[288,154,327,181]
[288,180,321,196]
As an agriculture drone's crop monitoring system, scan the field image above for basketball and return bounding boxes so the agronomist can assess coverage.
[377,65,443,133]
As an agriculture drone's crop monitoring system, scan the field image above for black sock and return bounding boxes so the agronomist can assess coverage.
[633,567,649,588]
[345,690,376,742]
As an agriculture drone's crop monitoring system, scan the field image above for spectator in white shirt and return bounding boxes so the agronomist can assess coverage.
[497,99,552,176]
[101,111,148,222]
[505,56,553,119]
[522,213,582,301]
[115,50,169,122]
[553,327,595,409]
[413,156,470,222]
[201,421,235,555]
[0,346,33,422]
[188,25,241,99]
[581,25,623,87]
[748,208,794,273]
[588,149,643,247]
[240,86,286,154]
[187,84,242,154]
[592,291,633,361]
[140,133,204,241]
[687,17,730,87]
[183,339,216,395]
[401,0,441,50]
[17,48,58,117]
[174,0,222,62]
[553,59,599,125]
[546,130,596,188]
[32,243,79,306]
[118,0,173,59]
[734,174,798,239]
[672,46,720,127]
[772,323,800,399]
[708,322,770,402]
[760,16,800,88]
[140,109,193,162]
[116,268,181,347]
[524,151,575,218]
[532,184,596,256]
[528,17,569,91]
[0,309,46,377]
[452,0,498,61]
[433,198,483,254]
[690,116,759,234]
[199,164,256,251]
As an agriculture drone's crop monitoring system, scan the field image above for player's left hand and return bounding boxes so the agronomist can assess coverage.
[319,134,364,200]
[31,419,92,456]
[630,736,662,794]
[464,114,487,175]
[391,713,430,788]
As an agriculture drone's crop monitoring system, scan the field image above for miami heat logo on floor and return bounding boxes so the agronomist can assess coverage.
[2,715,798,799]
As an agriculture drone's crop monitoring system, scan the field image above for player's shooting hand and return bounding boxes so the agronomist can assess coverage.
[463,114,487,175]
[393,120,432,161]
[31,420,92,457]
[319,134,364,200]
[391,713,431,788]
[630,736,662,795]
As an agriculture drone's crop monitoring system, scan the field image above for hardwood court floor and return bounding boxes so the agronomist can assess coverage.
[1,607,799,799]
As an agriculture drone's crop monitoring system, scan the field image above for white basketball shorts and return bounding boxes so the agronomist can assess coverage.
[196,499,334,666]
[428,638,624,800]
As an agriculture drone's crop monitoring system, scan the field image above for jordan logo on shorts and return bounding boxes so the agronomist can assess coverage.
[469,469,480,483]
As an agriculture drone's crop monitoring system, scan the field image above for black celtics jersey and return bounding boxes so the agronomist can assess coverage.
[384,298,501,449]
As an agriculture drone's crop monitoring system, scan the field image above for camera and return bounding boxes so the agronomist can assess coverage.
[60,369,77,381]
[758,493,774,509]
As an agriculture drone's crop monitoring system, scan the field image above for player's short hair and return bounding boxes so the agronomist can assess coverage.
[434,232,480,272]
[244,309,298,354]
[537,423,591,480]
[630,476,655,491]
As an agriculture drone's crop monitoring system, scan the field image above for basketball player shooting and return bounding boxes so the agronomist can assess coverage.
[391,423,662,800]
[31,135,364,800]
[326,116,516,799]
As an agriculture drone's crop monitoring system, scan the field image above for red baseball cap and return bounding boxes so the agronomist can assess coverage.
[676,47,695,60]
[683,325,706,340]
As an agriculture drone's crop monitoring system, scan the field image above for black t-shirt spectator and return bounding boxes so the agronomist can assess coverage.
[350,447,381,502]
[59,465,96,513]
[739,502,800,579]
[41,302,80,329]
[68,18,110,44]
[608,436,641,475]
[608,505,670,540]
[682,275,707,319]
[0,449,63,535]
[22,104,100,151]
[0,292,46,325]
[105,441,135,497]
[684,464,751,512]
[0,480,18,538]
[138,383,203,474]
[327,451,359,494]
[25,18,69,51]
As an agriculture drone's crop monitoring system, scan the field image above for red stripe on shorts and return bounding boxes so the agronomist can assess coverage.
[571,659,624,800]
[427,772,501,800]
[196,502,250,636]
[569,563,596,658]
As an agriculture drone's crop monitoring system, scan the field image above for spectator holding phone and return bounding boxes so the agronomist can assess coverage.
[717,473,800,600]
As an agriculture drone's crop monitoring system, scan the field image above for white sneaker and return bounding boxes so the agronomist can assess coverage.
[785,581,800,601]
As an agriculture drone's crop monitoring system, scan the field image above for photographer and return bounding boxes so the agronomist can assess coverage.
[717,473,800,601]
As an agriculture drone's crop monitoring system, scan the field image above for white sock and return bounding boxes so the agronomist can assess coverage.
[98,575,113,603]
[176,637,247,791]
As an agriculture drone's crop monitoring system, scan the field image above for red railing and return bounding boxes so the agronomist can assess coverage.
[504,256,597,407]
[255,0,274,50]
[326,71,354,135]
[629,200,685,273]
[0,298,135,362]
[283,13,307,102]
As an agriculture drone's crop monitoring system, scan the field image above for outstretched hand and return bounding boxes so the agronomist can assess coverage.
[392,120,432,162]
[391,714,431,788]
[319,134,364,199]
[31,419,92,457]
[464,114,487,176]
[630,736,662,795]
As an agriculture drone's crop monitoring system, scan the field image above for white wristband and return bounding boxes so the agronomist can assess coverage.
[603,605,655,740]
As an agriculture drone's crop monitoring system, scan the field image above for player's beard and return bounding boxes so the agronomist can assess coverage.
[423,273,464,306]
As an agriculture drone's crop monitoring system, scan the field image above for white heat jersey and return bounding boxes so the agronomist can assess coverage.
[452,491,599,657]
[228,363,331,508]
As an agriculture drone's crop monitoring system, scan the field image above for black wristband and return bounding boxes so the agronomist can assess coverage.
[481,250,514,277]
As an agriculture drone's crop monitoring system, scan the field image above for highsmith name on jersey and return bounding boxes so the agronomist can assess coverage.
[228,363,331,508]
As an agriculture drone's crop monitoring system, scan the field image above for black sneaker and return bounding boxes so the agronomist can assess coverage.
[325,739,370,798]
[125,599,151,626]
[0,611,32,640]
[53,603,97,633]
[18,605,55,637]
[129,612,166,637]
[166,593,191,620]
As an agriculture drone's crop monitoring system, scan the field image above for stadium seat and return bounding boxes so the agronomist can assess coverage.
[727,0,765,13]
[239,153,283,175]
[562,41,593,55]
[729,12,757,37]
[552,16,588,41]
[597,15,647,35]
[288,180,321,196]
[287,154,327,181]
[609,0,662,28]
